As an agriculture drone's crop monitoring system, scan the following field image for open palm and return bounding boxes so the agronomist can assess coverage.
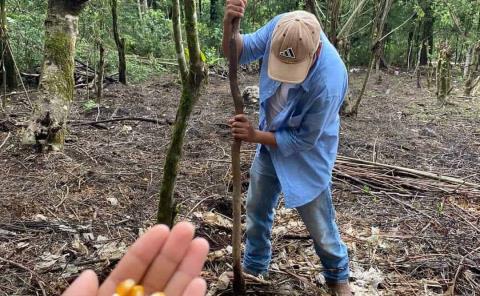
[62,222,209,296]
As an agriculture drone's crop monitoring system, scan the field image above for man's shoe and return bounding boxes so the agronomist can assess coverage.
[326,282,353,296]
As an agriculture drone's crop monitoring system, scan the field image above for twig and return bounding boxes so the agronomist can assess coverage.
[69,117,173,126]
[0,256,47,296]
[0,131,10,149]
[448,245,480,295]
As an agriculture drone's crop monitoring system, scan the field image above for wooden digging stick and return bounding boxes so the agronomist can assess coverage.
[228,16,246,295]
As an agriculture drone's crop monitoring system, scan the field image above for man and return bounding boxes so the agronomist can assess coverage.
[223,1,352,295]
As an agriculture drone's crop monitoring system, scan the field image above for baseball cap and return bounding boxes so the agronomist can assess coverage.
[268,11,321,84]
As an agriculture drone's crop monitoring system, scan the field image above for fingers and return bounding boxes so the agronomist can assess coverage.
[182,277,208,296]
[163,238,209,296]
[225,0,247,18]
[234,114,248,122]
[228,115,248,126]
[98,225,170,296]
[61,270,99,296]
[142,222,195,294]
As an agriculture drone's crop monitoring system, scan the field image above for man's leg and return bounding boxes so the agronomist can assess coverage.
[296,188,350,283]
[243,150,282,276]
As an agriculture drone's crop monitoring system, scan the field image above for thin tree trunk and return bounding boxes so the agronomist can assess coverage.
[342,56,374,116]
[418,0,434,65]
[304,0,322,26]
[137,0,143,20]
[342,0,392,116]
[337,0,368,65]
[373,0,393,83]
[96,43,105,100]
[463,44,473,78]
[436,42,452,104]
[464,42,480,96]
[327,0,342,47]
[157,0,206,226]
[22,0,89,151]
[210,0,218,23]
[172,0,188,84]
[0,0,16,90]
[228,16,246,296]
[111,0,127,84]
[414,44,422,88]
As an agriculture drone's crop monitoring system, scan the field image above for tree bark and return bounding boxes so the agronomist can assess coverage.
[22,0,89,151]
[418,0,434,65]
[327,0,342,47]
[228,17,246,296]
[210,0,218,23]
[0,0,17,91]
[111,0,127,84]
[436,42,452,104]
[157,0,207,226]
[304,0,322,26]
[342,0,392,116]
[337,0,368,65]
[172,0,188,84]
[96,43,105,101]
[464,42,480,96]
[148,0,160,9]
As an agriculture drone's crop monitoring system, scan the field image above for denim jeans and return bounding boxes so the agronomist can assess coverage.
[243,149,350,283]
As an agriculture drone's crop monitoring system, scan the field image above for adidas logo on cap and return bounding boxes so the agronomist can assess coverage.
[279,48,296,59]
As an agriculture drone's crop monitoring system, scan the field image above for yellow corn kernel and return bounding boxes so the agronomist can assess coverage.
[115,279,136,296]
[150,293,166,296]
[128,285,145,296]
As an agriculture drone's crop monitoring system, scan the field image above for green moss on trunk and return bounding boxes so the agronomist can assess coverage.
[42,32,75,102]
[157,0,206,227]
[22,0,88,151]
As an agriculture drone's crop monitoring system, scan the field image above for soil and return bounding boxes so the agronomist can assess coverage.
[0,69,479,295]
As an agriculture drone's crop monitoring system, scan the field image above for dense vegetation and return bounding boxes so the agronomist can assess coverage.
[7,0,480,82]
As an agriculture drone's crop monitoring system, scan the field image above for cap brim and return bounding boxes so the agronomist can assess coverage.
[267,53,311,84]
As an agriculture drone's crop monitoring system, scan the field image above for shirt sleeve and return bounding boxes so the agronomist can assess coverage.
[274,93,343,157]
[239,16,281,65]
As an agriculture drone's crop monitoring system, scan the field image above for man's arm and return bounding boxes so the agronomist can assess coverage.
[222,0,246,60]
[274,94,342,157]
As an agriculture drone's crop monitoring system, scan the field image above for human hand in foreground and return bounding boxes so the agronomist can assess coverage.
[229,114,257,142]
[62,222,209,296]
[224,0,248,23]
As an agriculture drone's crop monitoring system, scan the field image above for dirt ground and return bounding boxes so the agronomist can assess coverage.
[0,69,479,295]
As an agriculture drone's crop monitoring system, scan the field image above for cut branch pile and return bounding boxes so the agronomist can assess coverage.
[334,155,480,196]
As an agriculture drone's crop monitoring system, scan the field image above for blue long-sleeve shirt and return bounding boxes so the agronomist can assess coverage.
[239,15,348,208]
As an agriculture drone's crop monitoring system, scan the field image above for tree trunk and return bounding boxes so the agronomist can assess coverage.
[157,0,207,226]
[418,0,433,65]
[22,0,89,151]
[111,0,127,84]
[337,0,368,65]
[210,0,218,23]
[172,0,188,84]
[304,0,322,26]
[148,0,160,9]
[463,44,473,78]
[96,43,105,101]
[464,42,480,96]
[327,0,342,47]
[0,0,17,91]
[373,0,393,83]
[342,0,392,116]
[342,57,374,116]
[436,42,452,104]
